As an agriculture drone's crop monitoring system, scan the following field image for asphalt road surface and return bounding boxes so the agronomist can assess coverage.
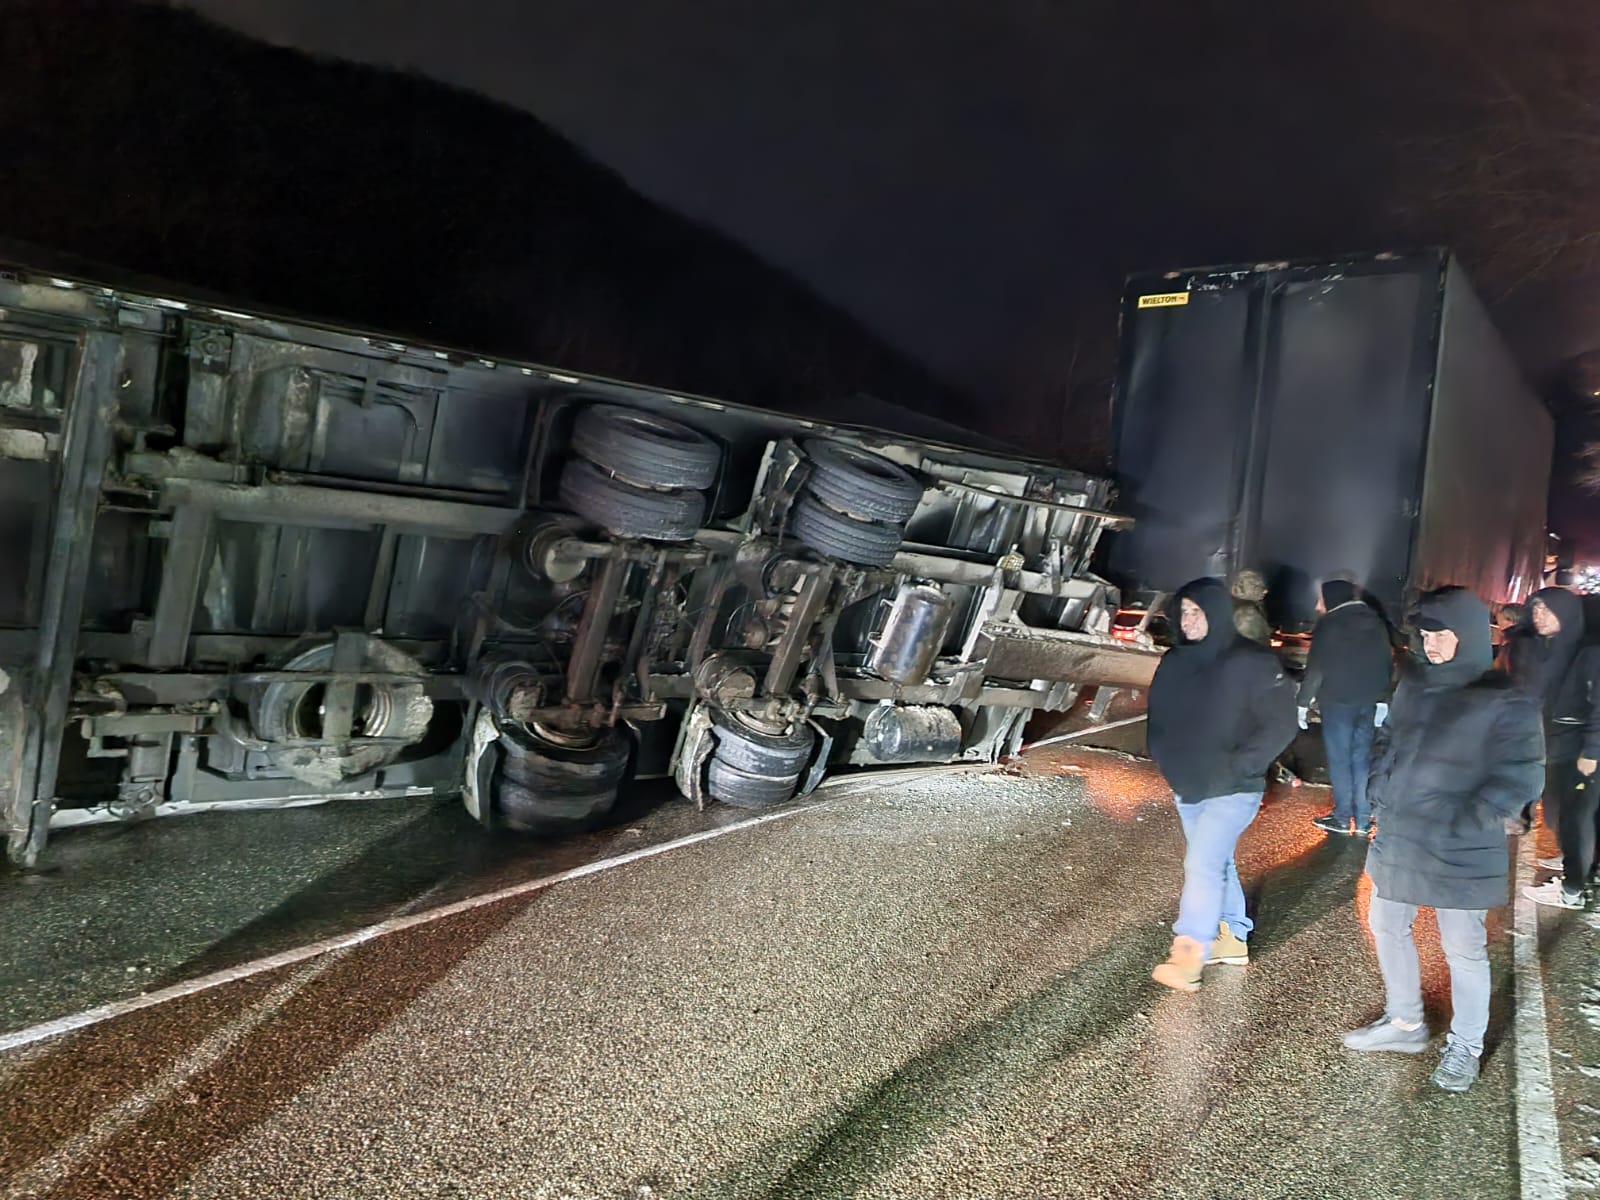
[3,748,1598,1199]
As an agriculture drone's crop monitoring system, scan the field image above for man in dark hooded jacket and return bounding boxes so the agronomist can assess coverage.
[1507,586,1600,908]
[1343,588,1543,1092]
[1298,579,1395,837]
[1146,578,1299,993]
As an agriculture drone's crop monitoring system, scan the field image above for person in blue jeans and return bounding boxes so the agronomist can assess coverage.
[1298,579,1395,838]
[1146,579,1299,992]
[1343,588,1543,1092]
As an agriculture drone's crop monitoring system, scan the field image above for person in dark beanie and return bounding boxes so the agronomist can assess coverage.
[1506,587,1600,908]
[1146,578,1299,992]
[1343,588,1543,1092]
[1299,579,1395,837]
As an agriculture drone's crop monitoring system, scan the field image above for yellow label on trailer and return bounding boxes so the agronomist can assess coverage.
[1137,291,1191,309]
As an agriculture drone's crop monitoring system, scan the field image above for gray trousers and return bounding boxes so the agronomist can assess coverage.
[1368,894,1490,1056]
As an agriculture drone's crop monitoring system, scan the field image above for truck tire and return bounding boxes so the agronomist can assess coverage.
[710,714,815,775]
[248,639,433,787]
[801,440,923,523]
[498,723,630,792]
[790,493,902,567]
[706,758,803,809]
[496,778,616,834]
[558,458,705,541]
[495,724,630,832]
[572,404,721,491]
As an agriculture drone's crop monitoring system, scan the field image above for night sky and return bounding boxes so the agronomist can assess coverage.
[186,0,1139,407]
[186,0,1600,540]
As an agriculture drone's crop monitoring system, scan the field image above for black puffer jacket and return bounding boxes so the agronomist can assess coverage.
[1554,646,1600,760]
[1147,578,1299,803]
[1298,586,1395,709]
[1506,587,1600,756]
[1367,589,1544,910]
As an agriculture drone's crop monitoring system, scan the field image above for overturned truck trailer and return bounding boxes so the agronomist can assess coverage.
[0,264,1157,866]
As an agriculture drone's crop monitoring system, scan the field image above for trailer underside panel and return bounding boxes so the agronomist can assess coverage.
[0,266,1157,864]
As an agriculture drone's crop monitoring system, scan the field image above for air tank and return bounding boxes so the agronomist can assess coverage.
[862,704,963,763]
[867,584,953,686]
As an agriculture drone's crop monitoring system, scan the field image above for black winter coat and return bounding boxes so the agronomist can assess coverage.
[1367,590,1544,910]
[1506,588,1600,759]
[1537,645,1600,760]
[1148,579,1299,802]
[1299,600,1394,709]
[1505,587,1585,714]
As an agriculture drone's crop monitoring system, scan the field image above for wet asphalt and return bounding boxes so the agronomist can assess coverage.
[0,779,749,1034]
[2,748,1596,1199]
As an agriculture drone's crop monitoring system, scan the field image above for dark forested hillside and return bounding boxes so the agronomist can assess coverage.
[0,1,984,442]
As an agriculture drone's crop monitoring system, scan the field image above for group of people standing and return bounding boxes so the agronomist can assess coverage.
[1144,572,1597,1094]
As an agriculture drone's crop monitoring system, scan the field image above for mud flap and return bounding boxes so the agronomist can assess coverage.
[796,718,834,797]
[462,706,502,828]
[670,704,717,811]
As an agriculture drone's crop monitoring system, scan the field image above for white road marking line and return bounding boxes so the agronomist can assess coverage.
[1513,833,1569,1200]
[3,878,460,1188]
[0,780,932,1056]
[4,956,340,1194]
[1,767,998,1057]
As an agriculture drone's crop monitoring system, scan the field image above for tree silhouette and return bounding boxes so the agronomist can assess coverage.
[1381,0,1600,292]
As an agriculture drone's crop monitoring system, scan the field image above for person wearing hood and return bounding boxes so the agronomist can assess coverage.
[1343,588,1543,1092]
[1145,578,1299,993]
[1506,587,1600,908]
[1299,579,1396,837]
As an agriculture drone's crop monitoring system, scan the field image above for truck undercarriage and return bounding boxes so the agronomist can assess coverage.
[0,266,1157,866]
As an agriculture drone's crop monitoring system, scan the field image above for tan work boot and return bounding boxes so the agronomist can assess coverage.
[1151,935,1206,993]
[1210,921,1248,966]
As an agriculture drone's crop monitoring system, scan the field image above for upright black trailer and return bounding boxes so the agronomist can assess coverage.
[1108,250,1552,627]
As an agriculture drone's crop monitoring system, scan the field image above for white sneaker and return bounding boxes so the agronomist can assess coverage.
[1536,855,1565,872]
[1524,879,1585,909]
[1343,1015,1429,1054]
